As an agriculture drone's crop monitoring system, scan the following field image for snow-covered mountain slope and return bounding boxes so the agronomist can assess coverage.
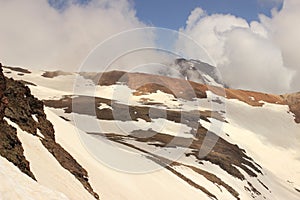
[0,156,69,200]
[1,64,300,200]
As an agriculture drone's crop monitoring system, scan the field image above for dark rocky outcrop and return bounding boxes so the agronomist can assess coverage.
[46,94,262,193]
[0,64,99,199]
[41,70,72,78]
[44,95,224,126]
[3,66,31,74]
[0,63,36,180]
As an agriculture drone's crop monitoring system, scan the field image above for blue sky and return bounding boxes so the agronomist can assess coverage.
[133,0,283,29]
[49,0,283,30]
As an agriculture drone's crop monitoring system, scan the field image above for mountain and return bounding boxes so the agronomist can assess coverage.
[174,58,223,87]
[157,58,224,87]
[0,63,300,200]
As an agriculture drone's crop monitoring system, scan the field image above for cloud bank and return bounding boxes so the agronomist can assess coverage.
[0,0,145,70]
[180,0,300,93]
[0,0,299,93]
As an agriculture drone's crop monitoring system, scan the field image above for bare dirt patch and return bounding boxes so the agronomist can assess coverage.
[80,70,288,107]
[225,89,285,106]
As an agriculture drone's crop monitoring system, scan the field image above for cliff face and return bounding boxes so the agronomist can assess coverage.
[0,63,99,199]
[0,63,36,180]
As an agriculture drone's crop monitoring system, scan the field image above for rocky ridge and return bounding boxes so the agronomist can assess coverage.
[0,63,99,199]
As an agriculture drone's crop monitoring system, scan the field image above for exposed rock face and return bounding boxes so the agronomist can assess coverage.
[80,70,300,124]
[174,58,222,85]
[80,70,287,106]
[283,92,300,123]
[45,95,262,182]
[2,66,31,74]
[80,71,208,100]
[0,63,36,180]
[0,64,7,119]
[0,64,100,199]
[41,70,72,78]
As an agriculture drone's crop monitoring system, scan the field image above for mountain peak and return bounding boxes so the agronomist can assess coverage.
[174,58,223,86]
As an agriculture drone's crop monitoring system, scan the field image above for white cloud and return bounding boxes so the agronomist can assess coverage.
[0,0,299,93]
[179,0,300,93]
[0,0,146,71]
[221,28,291,92]
[179,12,249,66]
[186,7,206,29]
[260,0,300,90]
